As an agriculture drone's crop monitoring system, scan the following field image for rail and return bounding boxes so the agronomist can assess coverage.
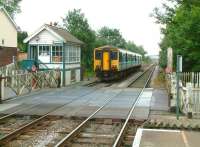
[112,66,155,147]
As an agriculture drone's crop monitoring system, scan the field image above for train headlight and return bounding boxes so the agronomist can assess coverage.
[111,65,117,70]
[96,65,101,70]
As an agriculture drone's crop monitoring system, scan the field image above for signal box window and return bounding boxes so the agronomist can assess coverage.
[52,45,63,62]
[111,51,118,60]
[39,46,50,56]
[95,51,102,60]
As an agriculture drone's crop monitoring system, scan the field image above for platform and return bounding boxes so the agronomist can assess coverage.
[133,128,200,147]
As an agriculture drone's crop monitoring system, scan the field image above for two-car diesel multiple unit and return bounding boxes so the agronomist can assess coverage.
[94,46,142,80]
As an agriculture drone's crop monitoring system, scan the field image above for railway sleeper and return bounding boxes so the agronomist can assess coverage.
[70,142,111,147]
[73,136,114,144]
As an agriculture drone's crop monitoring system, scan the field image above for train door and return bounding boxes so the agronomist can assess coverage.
[103,51,110,71]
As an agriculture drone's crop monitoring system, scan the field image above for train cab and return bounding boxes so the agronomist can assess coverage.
[94,45,142,80]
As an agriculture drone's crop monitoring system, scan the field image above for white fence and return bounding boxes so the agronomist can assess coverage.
[168,72,200,117]
[179,72,200,88]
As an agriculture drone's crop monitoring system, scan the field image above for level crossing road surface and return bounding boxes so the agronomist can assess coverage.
[131,88,153,120]
[0,84,154,120]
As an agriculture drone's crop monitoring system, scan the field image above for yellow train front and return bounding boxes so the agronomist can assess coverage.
[94,46,142,81]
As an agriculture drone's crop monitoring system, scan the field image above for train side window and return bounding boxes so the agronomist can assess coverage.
[133,55,136,62]
[119,52,123,62]
[95,51,102,60]
[111,51,118,60]
[123,54,126,61]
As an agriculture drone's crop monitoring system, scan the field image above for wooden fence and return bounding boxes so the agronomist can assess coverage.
[0,63,59,101]
[168,72,200,118]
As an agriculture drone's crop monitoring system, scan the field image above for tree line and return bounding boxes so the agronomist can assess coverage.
[153,0,200,71]
[1,1,147,72]
[63,9,147,71]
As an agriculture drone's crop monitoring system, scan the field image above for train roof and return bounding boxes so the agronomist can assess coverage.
[95,45,142,57]
[118,48,142,57]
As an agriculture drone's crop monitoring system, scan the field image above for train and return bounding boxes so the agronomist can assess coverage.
[94,45,142,80]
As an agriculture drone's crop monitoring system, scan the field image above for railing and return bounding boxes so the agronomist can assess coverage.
[0,70,59,101]
[168,72,200,118]
[180,72,200,87]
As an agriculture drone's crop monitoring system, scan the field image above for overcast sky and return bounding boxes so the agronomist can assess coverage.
[15,0,163,55]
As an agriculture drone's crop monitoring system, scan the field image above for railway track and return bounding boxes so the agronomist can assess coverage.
[7,116,85,146]
[0,65,155,146]
[128,65,154,88]
[86,64,154,89]
[113,66,155,147]
[52,66,155,147]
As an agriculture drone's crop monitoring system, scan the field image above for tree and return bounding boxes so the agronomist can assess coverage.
[158,37,169,68]
[125,41,146,57]
[153,0,200,71]
[63,9,96,71]
[96,27,126,48]
[0,0,22,18]
[63,9,149,74]
[17,31,28,52]
[96,27,146,56]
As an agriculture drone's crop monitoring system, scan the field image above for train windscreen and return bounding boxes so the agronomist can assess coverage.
[111,51,118,60]
[95,50,102,60]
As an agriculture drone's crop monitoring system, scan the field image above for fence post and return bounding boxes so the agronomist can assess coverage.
[11,70,15,87]
[186,83,193,118]
[0,75,2,103]
[0,75,5,103]
[171,73,175,98]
